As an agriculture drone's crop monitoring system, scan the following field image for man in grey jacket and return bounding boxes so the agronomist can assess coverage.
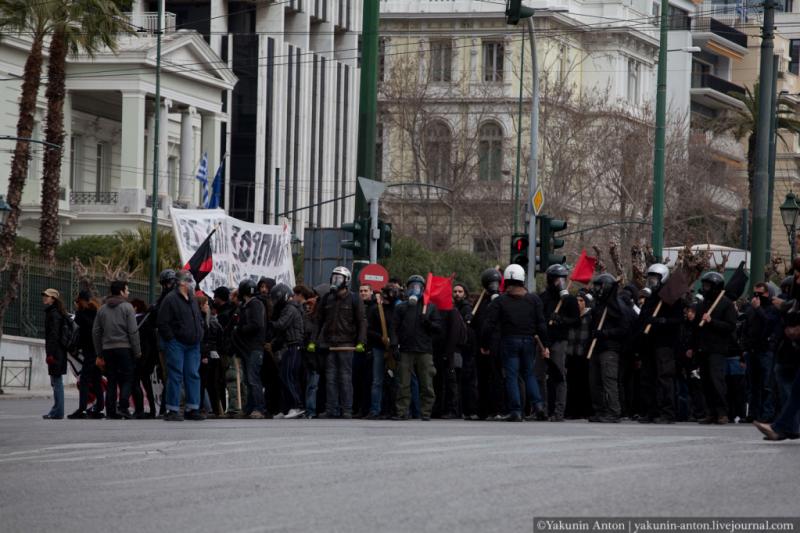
[93,280,141,419]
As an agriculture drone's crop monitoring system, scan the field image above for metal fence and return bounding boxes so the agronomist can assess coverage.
[1,263,150,339]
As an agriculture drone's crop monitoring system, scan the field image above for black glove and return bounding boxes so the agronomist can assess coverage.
[550,314,564,325]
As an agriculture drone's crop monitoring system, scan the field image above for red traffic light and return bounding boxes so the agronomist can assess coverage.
[512,235,529,251]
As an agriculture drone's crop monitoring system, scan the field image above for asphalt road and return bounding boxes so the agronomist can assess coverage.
[0,399,797,533]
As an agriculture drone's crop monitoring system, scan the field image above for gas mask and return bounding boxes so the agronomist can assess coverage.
[382,286,400,303]
[700,282,716,299]
[551,277,569,298]
[407,282,423,305]
[330,274,347,291]
[645,275,661,292]
[487,281,500,300]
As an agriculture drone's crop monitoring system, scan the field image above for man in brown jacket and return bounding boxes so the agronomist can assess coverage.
[308,266,367,418]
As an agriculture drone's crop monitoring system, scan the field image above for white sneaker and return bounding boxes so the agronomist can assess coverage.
[285,408,306,419]
[274,413,285,419]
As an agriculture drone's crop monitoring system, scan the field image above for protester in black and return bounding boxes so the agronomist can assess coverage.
[67,290,104,419]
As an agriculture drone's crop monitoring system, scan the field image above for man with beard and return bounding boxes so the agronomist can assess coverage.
[454,283,480,421]
[588,273,632,423]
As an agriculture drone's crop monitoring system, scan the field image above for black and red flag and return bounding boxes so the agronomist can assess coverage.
[183,229,215,284]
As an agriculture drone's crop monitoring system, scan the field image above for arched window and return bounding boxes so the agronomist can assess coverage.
[478,121,503,181]
[423,120,452,184]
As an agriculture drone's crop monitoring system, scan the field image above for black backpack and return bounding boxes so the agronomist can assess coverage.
[60,314,80,353]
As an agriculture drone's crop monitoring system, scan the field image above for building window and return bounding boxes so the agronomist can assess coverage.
[627,59,641,104]
[423,120,452,183]
[429,40,452,82]
[69,136,82,191]
[478,121,503,181]
[473,236,500,260]
[652,1,660,24]
[791,39,800,75]
[376,121,383,181]
[483,41,504,82]
[95,143,106,194]
[379,37,387,82]
[559,44,569,82]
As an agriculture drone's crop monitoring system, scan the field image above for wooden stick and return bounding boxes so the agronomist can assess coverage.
[377,295,389,347]
[643,300,663,335]
[549,281,572,325]
[698,291,725,328]
[233,357,242,411]
[471,289,486,316]
[534,335,547,356]
[586,307,608,360]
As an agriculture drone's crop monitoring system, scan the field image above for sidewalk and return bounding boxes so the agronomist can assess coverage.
[0,388,78,400]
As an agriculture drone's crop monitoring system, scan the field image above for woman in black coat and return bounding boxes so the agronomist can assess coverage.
[68,291,105,419]
[42,288,68,420]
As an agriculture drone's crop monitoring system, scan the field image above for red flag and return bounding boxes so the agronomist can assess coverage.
[570,249,597,284]
[184,229,215,284]
[423,272,454,311]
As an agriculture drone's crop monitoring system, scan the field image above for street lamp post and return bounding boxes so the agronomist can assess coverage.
[779,192,799,260]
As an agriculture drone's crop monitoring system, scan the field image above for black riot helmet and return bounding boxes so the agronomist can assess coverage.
[238,278,257,298]
[270,283,293,314]
[480,268,502,294]
[546,264,569,293]
[591,273,617,302]
[699,271,724,298]
[159,269,177,291]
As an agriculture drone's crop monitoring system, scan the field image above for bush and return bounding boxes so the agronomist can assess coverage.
[12,236,38,256]
[56,235,121,263]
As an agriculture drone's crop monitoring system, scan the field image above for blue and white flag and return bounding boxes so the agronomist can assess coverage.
[195,151,209,208]
[208,159,224,209]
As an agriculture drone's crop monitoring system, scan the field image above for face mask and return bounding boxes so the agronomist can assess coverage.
[759,295,771,307]
[331,274,346,289]
[700,283,715,297]
[646,276,661,290]
[487,281,499,293]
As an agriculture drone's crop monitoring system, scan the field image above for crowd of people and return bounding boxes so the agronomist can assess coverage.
[39,260,800,440]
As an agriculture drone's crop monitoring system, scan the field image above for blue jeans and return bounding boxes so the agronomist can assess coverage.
[502,336,542,417]
[306,371,320,416]
[49,375,64,418]
[243,350,265,414]
[279,345,303,410]
[773,364,800,435]
[370,347,385,415]
[747,351,775,421]
[165,339,201,412]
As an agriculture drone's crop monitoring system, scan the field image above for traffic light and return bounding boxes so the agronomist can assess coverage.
[537,215,568,272]
[505,0,535,25]
[378,220,393,259]
[510,233,529,270]
[341,218,369,257]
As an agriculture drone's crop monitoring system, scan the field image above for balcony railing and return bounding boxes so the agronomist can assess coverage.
[692,73,745,99]
[692,17,748,48]
[146,195,165,210]
[125,12,177,34]
[70,191,119,205]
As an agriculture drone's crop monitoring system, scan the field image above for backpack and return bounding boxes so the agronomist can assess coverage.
[60,314,80,353]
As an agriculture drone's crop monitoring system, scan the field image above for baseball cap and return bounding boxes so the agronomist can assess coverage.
[42,288,60,299]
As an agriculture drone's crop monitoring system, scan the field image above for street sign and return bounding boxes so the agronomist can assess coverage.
[358,263,390,291]
[357,176,386,201]
[531,187,544,215]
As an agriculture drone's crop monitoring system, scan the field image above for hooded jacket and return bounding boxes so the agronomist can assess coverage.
[481,285,549,349]
[590,285,632,354]
[271,300,305,348]
[93,296,142,356]
[235,296,266,353]
[390,299,442,354]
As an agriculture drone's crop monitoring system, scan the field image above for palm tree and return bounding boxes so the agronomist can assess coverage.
[0,0,59,269]
[39,0,132,269]
[715,82,800,200]
[110,227,181,278]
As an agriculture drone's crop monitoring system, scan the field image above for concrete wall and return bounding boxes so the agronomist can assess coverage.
[0,335,76,391]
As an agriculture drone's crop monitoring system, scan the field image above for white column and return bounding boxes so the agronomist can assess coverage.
[178,107,195,205]
[158,98,171,197]
[145,108,155,192]
[120,91,146,189]
[210,0,227,57]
